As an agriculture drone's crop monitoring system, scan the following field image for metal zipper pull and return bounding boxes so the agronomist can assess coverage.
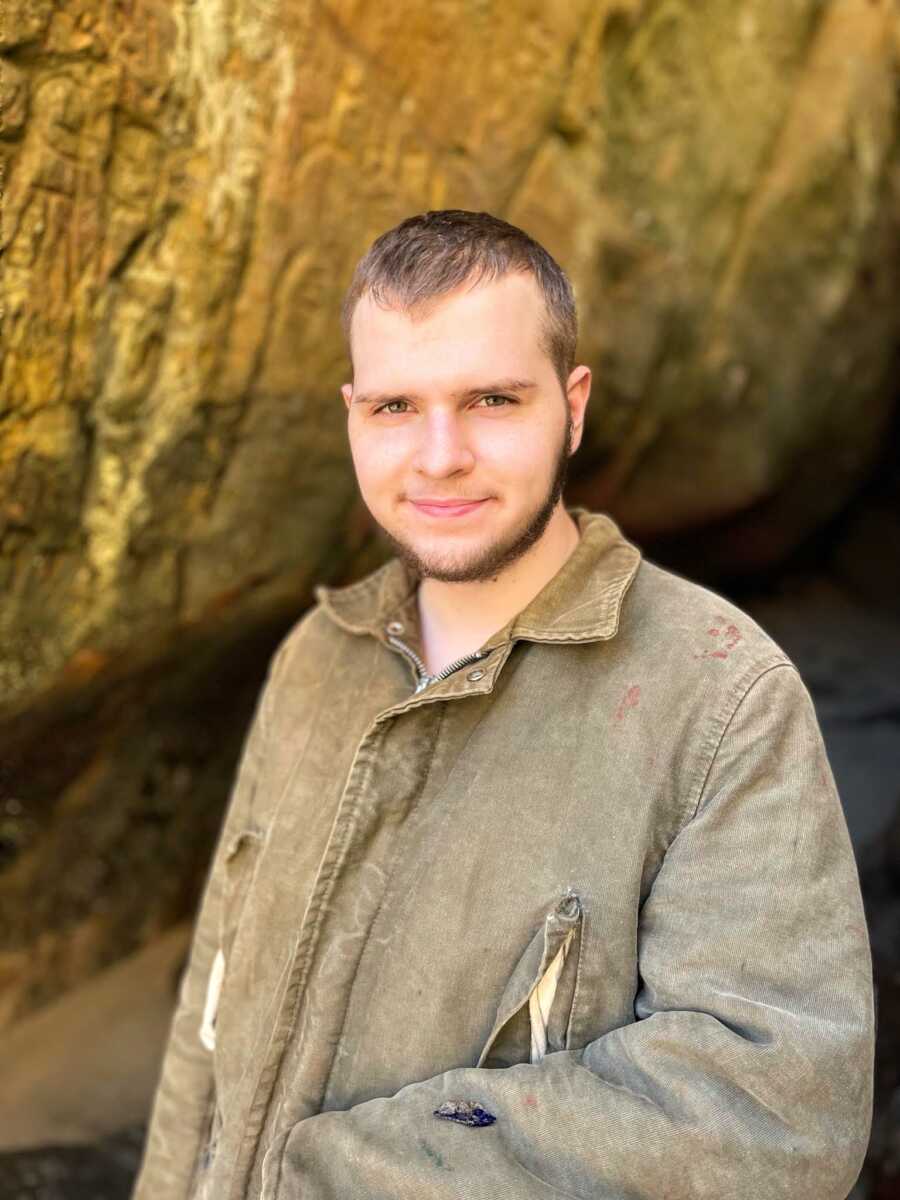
[385,627,488,693]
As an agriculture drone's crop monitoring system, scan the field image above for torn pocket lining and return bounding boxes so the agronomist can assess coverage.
[477,891,583,1068]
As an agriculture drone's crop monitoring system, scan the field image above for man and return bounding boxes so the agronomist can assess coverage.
[134,210,874,1200]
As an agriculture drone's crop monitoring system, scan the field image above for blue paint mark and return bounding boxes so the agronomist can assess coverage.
[433,1100,497,1127]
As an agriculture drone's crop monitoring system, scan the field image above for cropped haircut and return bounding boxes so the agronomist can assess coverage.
[341,210,578,391]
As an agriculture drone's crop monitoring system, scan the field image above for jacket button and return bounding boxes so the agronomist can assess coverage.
[466,669,485,682]
[386,621,405,635]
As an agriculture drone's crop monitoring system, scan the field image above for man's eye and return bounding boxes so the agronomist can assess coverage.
[374,396,513,414]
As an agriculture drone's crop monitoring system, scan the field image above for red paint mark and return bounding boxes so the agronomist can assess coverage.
[696,619,743,661]
[614,684,641,721]
[524,1094,538,1108]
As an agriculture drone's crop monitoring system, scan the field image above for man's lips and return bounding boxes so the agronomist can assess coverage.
[408,498,490,518]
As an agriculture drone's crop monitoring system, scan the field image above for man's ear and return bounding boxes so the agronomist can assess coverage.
[565,365,591,455]
[341,383,353,411]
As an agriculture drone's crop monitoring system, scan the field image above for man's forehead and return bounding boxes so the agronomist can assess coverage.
[350,273,549,393]
[350,271,547,345]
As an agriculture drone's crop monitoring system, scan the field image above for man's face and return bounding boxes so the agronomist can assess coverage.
[342,271,589,583]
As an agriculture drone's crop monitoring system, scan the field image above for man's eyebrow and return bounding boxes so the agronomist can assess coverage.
[352,378,538,405]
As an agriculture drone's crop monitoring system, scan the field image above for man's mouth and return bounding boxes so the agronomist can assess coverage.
[408,498,490,518]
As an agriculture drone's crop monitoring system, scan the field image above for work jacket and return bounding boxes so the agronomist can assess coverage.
[134,508,874,1200]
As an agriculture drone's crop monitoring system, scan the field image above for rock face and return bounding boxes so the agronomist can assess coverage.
[1,0,898,1031]
[568,0,900,562]
[2,0,899,720]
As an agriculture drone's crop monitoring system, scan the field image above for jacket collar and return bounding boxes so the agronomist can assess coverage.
[315,508,641,647]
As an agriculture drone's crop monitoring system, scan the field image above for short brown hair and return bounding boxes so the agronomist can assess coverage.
[341,210,578,390]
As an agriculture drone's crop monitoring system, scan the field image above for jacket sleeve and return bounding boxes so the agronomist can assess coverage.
[132,646,282,1200]
[264,662,875,1200]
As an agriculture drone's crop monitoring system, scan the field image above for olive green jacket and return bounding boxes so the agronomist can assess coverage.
[134,509,873,1200]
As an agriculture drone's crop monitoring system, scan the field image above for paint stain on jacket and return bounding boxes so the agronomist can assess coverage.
[419,1139,453,1170]
[696,619,742,661]
[433,1100,497,1127]
[614,684,641,721]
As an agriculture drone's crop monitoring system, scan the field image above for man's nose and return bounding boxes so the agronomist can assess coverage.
[412,410,475,478]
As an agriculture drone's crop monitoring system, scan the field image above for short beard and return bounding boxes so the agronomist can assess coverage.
[383,417,574,584]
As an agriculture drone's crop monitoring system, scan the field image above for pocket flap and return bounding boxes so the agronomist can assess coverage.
[220,827,264,941]
[477,891,582,1068]
[224,826,264,866]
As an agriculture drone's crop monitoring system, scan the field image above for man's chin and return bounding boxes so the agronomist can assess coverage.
[385,534,504,584]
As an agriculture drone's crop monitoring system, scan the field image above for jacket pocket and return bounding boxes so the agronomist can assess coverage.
[200,828,264,1053]
[478,891,583,1069]
[219,826,264,957]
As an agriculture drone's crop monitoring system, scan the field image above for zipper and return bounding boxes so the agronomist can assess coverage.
[386,634,489,695]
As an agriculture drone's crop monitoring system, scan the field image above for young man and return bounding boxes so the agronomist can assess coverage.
[134,210,874,1200]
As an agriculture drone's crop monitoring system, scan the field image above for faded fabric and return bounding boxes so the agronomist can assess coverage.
[133,509,874,1200]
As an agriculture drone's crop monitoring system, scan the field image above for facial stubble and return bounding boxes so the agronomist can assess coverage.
[380,416,574,584]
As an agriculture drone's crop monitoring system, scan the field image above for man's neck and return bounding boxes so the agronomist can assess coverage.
[416,504,581,677]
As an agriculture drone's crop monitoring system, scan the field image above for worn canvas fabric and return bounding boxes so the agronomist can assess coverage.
[133,509,874,1200]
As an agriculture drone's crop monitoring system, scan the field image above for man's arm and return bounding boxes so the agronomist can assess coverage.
[264,663,874,1200]
[132,647,279,1200]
